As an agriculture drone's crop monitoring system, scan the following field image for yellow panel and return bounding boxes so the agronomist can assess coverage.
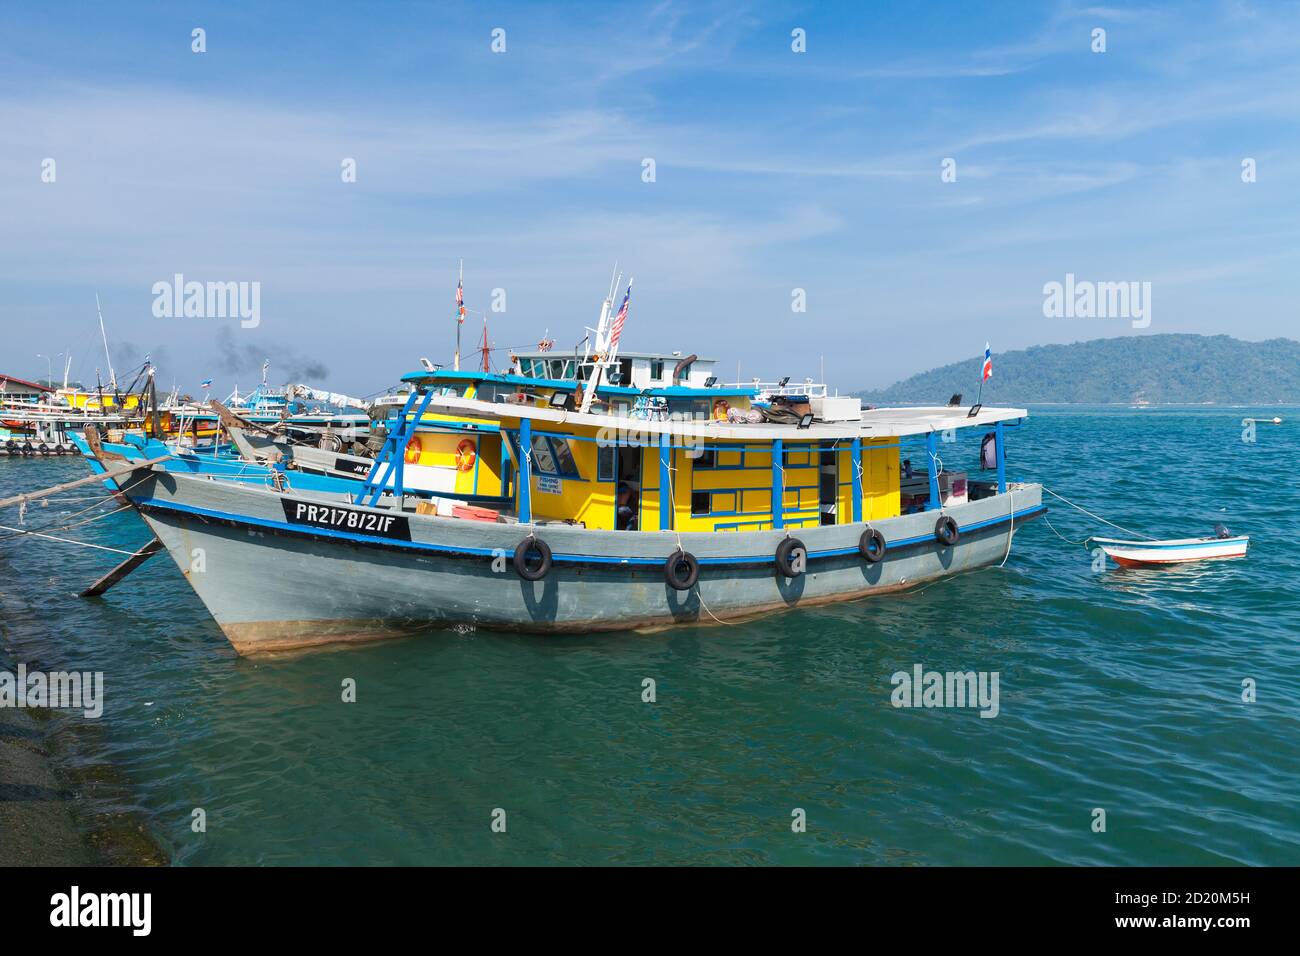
[743,489,771,514]
[718,450,742,467]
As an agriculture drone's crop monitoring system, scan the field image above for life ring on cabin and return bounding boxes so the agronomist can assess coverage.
[403,435,422,464]
[712,399,730,421]
[664,549,699,591]
[859,528,886,563]
[935,515,960,547]
[775,537,808,578]
[455,439,477,472]
[513,536,552,581]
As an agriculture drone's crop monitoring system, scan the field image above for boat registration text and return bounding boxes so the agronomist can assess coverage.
[281,500,412,540]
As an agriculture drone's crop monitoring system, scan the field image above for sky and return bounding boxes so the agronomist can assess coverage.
[2,0,1298,396]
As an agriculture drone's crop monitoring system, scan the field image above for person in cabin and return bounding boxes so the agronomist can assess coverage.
[902,458,913,479]
[616,482,639,531]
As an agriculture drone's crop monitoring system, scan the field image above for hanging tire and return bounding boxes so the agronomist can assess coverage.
[664,549,699,591]
[775,537,808,577]
[935,516,960,546]
[513,537,552,581]
[859,528,886,563]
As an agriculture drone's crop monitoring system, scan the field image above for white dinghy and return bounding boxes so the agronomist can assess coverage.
[1092,525,1249,568]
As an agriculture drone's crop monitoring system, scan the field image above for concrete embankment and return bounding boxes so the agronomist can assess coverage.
[0,704,90,865]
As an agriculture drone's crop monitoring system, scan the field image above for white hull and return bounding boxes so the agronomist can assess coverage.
[1093,535,1249,567]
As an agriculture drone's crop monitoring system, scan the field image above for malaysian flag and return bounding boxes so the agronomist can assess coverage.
[609,282,632,350]
[982,343,993,381]
[456,279,465,324]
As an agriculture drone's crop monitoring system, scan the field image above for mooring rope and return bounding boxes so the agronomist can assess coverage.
[1040,485,1154,540]
[0,522,142,555]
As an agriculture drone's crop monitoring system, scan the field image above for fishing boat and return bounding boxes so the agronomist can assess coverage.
[1091,528,1249,567]
[65,279,1046,655]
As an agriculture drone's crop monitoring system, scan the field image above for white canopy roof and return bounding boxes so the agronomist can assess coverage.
[419,393,1027,440]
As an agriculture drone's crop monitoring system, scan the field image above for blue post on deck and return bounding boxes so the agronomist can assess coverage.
[850,438,863,523]
[995,421,1006,494]
[772,438,784,530]
[659,433,672,531]
[518,418,533,524]
[925,431,941,512]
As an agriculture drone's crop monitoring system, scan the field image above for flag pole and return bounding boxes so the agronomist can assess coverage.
[454,258,463,372]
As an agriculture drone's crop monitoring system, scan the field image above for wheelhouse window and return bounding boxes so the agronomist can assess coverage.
[691,448,717,469]
[530,434,558,473]
[597,445,616,482]
[691,491,710,516]
[650,359,665,381]
[526,433,582,479]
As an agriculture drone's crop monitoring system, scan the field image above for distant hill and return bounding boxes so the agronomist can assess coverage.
[856,334,1300,405]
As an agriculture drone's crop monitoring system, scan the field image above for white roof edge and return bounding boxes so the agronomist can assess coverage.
[418,395,1027,440]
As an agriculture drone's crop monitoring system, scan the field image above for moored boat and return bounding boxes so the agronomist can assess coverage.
[1091,530,1249,567]
[66,280,1048,655]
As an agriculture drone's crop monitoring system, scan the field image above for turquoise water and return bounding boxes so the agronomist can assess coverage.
[1,407,1297,865]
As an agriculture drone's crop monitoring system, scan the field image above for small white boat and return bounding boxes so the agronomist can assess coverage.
[1092,526,1249,567]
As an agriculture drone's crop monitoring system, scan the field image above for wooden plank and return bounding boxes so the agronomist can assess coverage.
[79,538,164,597]
[0,455,171,510]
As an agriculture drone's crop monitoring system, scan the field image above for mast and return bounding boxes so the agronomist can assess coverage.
[454,258,464,372]
[579,264,622,414]
[95,293,117,390]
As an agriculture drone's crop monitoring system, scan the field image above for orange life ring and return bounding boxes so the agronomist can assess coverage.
[455,438,477,472]
[712,399,730,421]
[404,434,422,464]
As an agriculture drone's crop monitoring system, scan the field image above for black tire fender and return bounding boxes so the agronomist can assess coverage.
[935,515,960,546]
[513,536,552,581]
[664,549,699,591]
[859,528,886,563]
[775,537,808,577]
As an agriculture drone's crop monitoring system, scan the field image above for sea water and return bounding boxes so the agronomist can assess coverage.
[1,407,1296,865]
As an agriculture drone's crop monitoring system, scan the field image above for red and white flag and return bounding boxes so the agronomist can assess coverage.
[609,282,632,351]
[982,343,993,381]
[456,279,465,324]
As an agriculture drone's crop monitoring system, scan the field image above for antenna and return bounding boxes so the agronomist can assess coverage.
[95,293,116,389]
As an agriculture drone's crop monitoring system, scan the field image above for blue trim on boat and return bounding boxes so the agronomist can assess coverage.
[130,494,1047,570]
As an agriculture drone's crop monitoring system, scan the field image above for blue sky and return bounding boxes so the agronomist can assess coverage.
[2,0,1298,395]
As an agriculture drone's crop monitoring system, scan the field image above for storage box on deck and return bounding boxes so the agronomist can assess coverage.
[938,471,968,505]
[415,497,458,517]
[810,396,862,422]
[452,504,500,522]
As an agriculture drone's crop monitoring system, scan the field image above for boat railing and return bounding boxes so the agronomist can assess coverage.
[726,380,829,400]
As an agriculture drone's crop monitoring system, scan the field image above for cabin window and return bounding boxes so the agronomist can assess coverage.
[528,434,581,479]
[530,434,558,473]
[691,491,710,516]
[691,448,717,469]
[617,359,633,385]
[597,445,616,482]
[551,437,578,476]
[650,359,664,381]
